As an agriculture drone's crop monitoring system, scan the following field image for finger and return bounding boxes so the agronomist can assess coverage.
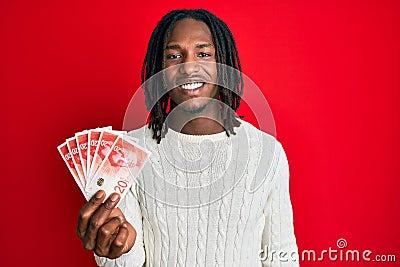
[94,217,122,257]
[83,193,120,250]
[76,190,106,239]
[109,208,125,222]
[108,224,130,259]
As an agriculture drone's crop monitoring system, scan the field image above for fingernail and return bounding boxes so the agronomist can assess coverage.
[95,190,104,199]
[110,193,119,202]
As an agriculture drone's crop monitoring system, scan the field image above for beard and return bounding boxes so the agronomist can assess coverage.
[175,101,208,114]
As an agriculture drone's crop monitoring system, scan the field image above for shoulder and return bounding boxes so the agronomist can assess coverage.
[127,125,153,144]
[239,119,287,173]
[238,119,284,152]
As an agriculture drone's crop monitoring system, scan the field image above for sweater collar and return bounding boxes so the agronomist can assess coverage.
[164,122,242,143]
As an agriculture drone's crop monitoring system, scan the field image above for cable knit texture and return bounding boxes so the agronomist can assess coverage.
[95,120,298,267]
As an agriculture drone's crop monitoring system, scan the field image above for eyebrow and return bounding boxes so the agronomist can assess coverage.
[196,43,213,49]
[165,44,181,50]
[165,43,214,50]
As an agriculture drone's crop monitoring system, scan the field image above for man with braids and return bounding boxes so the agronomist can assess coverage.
[76,9,299,267]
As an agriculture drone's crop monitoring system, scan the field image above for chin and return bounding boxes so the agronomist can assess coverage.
[177,102,208,114]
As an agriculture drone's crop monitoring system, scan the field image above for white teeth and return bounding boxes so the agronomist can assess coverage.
[181,82,204,90]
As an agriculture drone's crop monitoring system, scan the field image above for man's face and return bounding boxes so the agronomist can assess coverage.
[163,18,218,114]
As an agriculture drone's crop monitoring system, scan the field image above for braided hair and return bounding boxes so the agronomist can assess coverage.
[142,9,244,143]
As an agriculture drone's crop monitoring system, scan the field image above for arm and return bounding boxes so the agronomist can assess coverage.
[261,142,299,267]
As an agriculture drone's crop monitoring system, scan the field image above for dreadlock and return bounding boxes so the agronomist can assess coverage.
[141,9,244,143]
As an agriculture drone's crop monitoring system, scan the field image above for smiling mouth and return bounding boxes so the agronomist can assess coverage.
[179,82,205,90]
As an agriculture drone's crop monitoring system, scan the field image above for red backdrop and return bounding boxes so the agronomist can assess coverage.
[2,0,399,266]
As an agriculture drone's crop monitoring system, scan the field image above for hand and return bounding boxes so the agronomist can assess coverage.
[76,190,136,259]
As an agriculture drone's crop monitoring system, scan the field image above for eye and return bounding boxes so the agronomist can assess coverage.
[198,52,211,58]
[166,54,182,60]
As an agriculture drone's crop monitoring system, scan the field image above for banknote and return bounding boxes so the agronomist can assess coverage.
[58,127,149,204]
[86,134,150,205]
[75,130,88,178]
[66,137,86,187]
[87,130,127,183]
[57,142,85,195]
[87,127,111,179]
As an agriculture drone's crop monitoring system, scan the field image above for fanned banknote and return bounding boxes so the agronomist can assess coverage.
[58,127,149,205]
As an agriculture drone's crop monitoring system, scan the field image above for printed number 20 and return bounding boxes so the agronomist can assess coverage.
[114,180,128,194]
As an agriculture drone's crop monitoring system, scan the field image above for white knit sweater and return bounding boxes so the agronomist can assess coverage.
[95,120,299,267]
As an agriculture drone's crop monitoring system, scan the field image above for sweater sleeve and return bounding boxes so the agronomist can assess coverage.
[261,142,299,267]
[94,183,146,267]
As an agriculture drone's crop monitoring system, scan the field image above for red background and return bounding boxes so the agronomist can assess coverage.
[2,0,399,266]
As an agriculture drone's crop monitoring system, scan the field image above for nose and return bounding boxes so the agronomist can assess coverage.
[179,54,200,76]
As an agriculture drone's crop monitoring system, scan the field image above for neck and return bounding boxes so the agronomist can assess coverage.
[167,102,225,135]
